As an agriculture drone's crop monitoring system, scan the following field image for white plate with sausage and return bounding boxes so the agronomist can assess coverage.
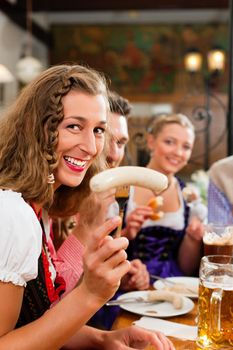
[107,290,194,318]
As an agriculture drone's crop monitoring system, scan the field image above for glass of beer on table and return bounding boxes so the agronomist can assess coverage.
[203,224,233,256]
[197,255,233,349]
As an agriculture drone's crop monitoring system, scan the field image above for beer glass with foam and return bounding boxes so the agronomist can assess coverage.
[203,224,233,256]
[197,255,233,349]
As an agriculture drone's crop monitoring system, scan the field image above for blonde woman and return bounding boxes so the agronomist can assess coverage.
[126,113,204,278]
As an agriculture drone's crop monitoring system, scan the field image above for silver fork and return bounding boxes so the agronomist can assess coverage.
[106,296,158,306]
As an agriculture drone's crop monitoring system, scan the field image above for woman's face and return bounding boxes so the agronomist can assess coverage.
[55,90,107,188]
[148,123,194,176]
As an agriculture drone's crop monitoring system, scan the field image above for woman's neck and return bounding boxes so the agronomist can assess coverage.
[146,160,174,184]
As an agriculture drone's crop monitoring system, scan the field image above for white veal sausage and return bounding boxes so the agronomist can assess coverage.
[147,290,183,309]
[89,166,168,193]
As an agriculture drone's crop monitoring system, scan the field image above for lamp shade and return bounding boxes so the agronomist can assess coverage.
[16,56,43,84]
[184,50,203,73]
[207,48,225,72]
[0,64,14,83]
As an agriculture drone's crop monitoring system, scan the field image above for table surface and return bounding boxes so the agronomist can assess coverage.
[112,299,202,350]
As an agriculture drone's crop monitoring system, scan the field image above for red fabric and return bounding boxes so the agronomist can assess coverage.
[31,203,66,303]
[42,236,66,303]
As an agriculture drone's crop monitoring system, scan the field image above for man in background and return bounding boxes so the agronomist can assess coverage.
[208,155,233,224]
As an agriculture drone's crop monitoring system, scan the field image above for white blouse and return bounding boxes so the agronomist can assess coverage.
[0,190,42,287]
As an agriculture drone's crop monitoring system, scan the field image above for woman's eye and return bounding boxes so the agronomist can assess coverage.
[183,144,192,151]
[164,139,173,145]
[67,124,81,131]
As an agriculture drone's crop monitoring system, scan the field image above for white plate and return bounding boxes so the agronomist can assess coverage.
[117,291,194,318]
[153,276,199,298]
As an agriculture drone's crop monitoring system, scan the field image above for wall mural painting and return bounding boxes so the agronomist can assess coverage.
[51,23,228,96]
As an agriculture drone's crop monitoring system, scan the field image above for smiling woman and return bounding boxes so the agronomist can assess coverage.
[0,64,175,350]
[0,65,174,350]
[126,113,205,279]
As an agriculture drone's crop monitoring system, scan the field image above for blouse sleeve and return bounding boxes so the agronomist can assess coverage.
[208,180,233,225]
[0,191,42,287]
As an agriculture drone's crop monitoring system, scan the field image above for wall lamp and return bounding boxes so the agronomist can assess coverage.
[184,47,225,75]
[182,47,226,170]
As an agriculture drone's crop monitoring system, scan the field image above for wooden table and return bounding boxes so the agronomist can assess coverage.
[112,300,201,350]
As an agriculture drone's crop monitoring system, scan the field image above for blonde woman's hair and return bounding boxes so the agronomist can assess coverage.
[147,113,194,139]
[0,64,109,212]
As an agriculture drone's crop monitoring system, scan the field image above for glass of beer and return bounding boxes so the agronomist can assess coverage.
[203,224,233,256]
[197,255,233,349]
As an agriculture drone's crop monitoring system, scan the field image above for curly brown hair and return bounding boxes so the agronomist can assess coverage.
[0,64,109,212]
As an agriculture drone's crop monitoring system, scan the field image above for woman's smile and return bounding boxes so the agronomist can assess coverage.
[63,156,88,173]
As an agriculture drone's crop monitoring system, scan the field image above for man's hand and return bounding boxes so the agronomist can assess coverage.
[72,189,115,245]
[120,259,150,291]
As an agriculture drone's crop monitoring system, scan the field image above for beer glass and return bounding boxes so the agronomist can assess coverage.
[197,255,233,349]
[203,224,233,256]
